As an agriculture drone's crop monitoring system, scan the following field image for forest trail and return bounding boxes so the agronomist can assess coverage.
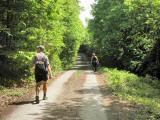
[1,54,134,120]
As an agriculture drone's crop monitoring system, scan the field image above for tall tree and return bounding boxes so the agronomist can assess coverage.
[89,0,160,78]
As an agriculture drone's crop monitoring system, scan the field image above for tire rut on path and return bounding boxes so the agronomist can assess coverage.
[79,70,108,120]
[39,70,86,120]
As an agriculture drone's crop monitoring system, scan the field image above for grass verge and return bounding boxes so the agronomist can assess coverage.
[0,70,62,114]
[100,67,160,120]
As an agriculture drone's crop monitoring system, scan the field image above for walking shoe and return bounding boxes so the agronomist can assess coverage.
[43,95,47,100]
[35,96,39,104]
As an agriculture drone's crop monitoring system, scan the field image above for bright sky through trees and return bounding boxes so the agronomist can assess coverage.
[79,0,95,27]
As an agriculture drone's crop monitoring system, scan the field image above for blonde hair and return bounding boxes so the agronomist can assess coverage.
[92,53,95,56]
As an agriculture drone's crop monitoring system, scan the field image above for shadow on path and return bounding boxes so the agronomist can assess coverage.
[36,85,135,120]
[10,100,39,105]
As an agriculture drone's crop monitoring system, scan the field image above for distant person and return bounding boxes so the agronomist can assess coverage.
[91,53,99,72]
[32,45,52,103]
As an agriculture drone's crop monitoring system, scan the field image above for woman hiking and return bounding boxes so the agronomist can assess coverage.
[91,53,99,72]
[32,45,52,103]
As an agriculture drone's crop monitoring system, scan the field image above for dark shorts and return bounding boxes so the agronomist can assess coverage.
[92,62,98,67]
[35,72,48,83]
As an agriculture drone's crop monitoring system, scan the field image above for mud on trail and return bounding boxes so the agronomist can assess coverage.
[0,54,135,120]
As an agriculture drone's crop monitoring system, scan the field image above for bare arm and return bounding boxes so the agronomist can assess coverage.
[32,56,36,70]
[48,65,53,79]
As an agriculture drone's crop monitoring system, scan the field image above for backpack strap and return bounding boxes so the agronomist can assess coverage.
[35,53,46,64]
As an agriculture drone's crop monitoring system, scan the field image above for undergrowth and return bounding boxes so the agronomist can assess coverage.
[100,67,160,120]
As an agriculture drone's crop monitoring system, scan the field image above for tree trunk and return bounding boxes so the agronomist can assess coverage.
[5,0,10,49]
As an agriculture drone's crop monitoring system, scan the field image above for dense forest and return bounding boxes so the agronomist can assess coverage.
[0,0,87,87]
[88,0,160,78]
[1,0,160,85]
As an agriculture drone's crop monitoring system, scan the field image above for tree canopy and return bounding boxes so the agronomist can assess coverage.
[0,0,87,86]
[88,0,160,78]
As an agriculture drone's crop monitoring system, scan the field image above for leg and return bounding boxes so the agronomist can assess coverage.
[35,82,42,103]
[43,81,48,100]
[95,66,97,72]
[92,63,95,72]
[93,63,96,72]
[95,63,98,72]
[35,82,41,96]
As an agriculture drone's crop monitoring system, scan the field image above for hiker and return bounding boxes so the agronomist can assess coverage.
[91,53,99,72]
[32,45,52,103]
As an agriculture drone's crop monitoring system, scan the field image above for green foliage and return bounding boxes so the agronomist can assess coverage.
[0,0,86,87]
[101,67,160,119]
[0,87,30,98]
[0,51,34,87]
[60,0,86,68]
[89,0,160,78]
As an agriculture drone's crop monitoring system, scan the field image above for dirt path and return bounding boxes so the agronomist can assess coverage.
[1,54,135,120]
[79,70,108,120]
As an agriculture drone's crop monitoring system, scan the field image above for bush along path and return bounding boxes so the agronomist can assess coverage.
[0,54,138,120]
[100,68,160,119]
